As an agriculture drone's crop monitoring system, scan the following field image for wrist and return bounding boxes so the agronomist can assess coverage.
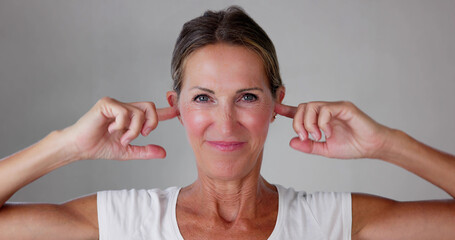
[44,129,81,164]
[0,129,80,199]
[374,128,409,163]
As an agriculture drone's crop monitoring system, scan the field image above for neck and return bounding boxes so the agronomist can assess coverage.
[188,176,276,223]
[180,162,277,223]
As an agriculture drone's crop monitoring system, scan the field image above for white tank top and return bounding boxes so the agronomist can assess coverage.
[97,185,351,240]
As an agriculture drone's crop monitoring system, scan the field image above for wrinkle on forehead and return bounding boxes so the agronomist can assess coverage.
[180,43,270,94]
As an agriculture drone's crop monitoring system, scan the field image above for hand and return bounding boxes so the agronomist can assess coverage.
[63,97,178,161]
[275,101,390,159]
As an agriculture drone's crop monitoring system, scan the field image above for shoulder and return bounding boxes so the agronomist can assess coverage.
[97,187,181,239]
[351,193,396,238]
[274,185,352,240]
[97,187,180,217]
[277,184,351,210]
[62,193,98,232]
[97,187,179,204]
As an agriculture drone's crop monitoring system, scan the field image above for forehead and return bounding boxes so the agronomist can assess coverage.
[181,43,268,91]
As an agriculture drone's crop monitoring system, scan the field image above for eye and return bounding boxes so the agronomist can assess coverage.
[193,94,210,103]
[241,93,258,102]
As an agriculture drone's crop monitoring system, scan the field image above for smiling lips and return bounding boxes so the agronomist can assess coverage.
[206,141,247,152]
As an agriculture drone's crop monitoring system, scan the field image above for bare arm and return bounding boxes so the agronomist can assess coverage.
[0,130,99,239]
[0,97,178,239]
[352,130,455,240]
[0,195,98,240]
[275,101,455,240]
[352,194,455,240]
[379,129,455,198]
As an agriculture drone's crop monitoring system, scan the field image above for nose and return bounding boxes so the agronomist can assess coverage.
[214,103,237,136]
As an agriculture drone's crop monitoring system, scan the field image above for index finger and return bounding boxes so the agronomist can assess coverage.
[157,106,179,121]
[274,103,297,119]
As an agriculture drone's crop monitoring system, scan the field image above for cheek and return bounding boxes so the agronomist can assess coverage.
[238,104,274,136]
[178,101,274,140]
[179,105,211,139]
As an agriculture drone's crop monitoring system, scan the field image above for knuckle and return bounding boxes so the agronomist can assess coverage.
[303,105,312,115]
[149,118,159,130]
[319,105,329,113]
[341,100,354,108]
[140,101,156,111]
[138,102,156,114]
[99,96,112,103]
[132,109,146,122]
[134,106,145,116]
[146,102,158,117]
[305,102,318,112]
[101,96,120,105]
[341,101,358,113]
[148,102,156,110]
[297,103,306,110]
[118,107,129,116]
[96,96,111,106]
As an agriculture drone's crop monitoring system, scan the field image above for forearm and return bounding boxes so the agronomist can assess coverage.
[380,129,455,198]
[0,130,77,206]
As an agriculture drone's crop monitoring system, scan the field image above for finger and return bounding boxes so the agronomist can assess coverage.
[318,106,333,138]
[120,144,166,160]
[131,102,158,136]
[293,103,308,141]
[274,103,297,118]
[289,137,329,157]
[316,102,353,139]
[303,103,322,141]
[120,108,145,146]
[107,107,130,134]
[157,107,179,121]
[97,98,131,134]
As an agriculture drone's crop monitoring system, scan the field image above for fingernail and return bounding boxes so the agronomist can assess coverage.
[310,133,319,141]
[310,132,318,141]
[299,132,305,141]
[145,128,152,135]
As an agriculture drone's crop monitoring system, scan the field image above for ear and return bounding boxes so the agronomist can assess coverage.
[272,86,286,122]
[276,86,285,104]
[166,91,183,125]
[166,91,178,107]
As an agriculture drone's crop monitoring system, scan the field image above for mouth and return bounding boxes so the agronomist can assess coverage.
[206,141,247,152]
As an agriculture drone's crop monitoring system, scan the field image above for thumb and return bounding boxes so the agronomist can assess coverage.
[119,144,167,160]
[289,137,329,156]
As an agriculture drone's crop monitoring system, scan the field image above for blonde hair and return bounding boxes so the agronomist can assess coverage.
[171,6,282,97]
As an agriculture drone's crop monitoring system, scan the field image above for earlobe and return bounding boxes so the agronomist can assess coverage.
[271,86,285,123]
[270,112,277,123]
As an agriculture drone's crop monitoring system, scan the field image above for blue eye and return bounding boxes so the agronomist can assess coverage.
[194,94,210,102]
[242,93,257,102]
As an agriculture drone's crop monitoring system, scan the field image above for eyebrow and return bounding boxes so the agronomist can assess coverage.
[190,86,214,94]
[236,87,263,94]
[190,86,263,94]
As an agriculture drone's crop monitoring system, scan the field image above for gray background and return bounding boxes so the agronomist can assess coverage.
[1,0,454,203]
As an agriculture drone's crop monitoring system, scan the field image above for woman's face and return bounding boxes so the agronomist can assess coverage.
[175,43,280,181]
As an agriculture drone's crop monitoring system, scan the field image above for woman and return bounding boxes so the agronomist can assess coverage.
[0,6,454,240]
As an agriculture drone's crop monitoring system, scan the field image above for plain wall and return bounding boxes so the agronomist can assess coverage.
[1,0,454,203]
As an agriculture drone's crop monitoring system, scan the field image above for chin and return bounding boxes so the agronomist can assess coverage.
[196,152,262,181]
